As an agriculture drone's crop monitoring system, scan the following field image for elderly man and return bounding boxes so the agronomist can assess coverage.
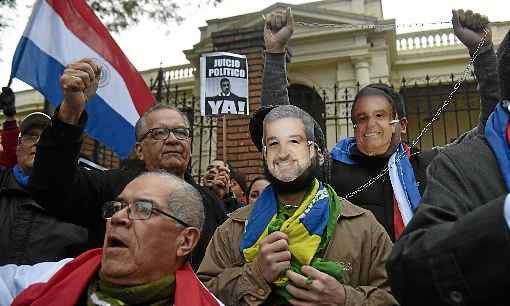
[260,8,498,241]
[0,108,88,265]
[2,172,223,306]
[198,104,396,305]
[386,18,510,306]
[28,59,227,270]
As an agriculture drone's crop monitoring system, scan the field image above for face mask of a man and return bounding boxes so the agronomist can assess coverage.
[263,117,320,194]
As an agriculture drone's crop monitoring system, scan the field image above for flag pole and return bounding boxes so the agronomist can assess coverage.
[222,116,227,162]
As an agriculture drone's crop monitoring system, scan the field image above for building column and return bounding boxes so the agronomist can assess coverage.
[351,0,365,14]
[352,56,371,88]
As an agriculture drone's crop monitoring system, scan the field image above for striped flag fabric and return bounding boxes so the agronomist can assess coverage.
[10,0,155,158]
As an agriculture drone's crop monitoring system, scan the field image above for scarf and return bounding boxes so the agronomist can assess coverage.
[87,274,175,306]
[11,249,223,306]
[331,138,421,235]
[388,143,421,225]
[485,102,510,190]
[240,179,344,302]
[13,164,29,188]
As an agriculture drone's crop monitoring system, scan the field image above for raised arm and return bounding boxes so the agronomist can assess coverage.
[260,8,294,107]
[0,87,19,168]
[451,9,499,141]
[28,59,127,229]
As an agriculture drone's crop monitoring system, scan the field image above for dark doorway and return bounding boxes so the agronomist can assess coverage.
[288,84,326,134]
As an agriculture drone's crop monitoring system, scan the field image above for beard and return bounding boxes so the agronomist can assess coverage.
[264,157,320,195]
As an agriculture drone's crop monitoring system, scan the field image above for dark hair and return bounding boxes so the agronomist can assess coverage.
[246,176,269,197]
[223,161,247,194]
[220,78,230,85]
[351,83,406,124]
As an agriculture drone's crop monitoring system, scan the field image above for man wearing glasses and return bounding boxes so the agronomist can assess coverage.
[0,111,88,265]
[3,172,224,306]
[28,58,227,270]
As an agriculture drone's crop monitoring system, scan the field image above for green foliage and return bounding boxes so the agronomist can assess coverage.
[0,0,16,29]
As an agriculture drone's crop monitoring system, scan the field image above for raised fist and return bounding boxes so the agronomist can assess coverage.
[452,9,491,53]
[0,87,16,117]
[264,7,295,53]
[60,58,101,113]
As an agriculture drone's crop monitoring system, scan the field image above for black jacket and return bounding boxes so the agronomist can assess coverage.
[331,146,437,240]
[386,129,510,306]
[0,167,88,265]
[28,114,227,270]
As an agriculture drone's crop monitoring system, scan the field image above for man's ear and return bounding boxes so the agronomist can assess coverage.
[311,144,324,166]
[134,142,144,161]
[175,227,201,258]
[317,148,325,166]
[399,117,408,134]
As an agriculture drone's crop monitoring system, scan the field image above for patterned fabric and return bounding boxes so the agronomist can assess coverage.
[86,273,174,306]
[388,143,421,225]
[240,179,344,302]
[485,102,510,190]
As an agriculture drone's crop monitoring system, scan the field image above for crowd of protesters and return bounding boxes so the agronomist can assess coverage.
[0,6,507,306]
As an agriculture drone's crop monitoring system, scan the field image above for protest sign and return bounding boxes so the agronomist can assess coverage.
[200,52,249,116]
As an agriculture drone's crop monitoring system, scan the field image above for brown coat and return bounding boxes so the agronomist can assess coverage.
[197,198,398,306]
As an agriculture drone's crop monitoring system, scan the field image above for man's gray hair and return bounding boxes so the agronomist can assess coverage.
[262,105,316,145]
[137,171,204,230]
[135,104,191,141]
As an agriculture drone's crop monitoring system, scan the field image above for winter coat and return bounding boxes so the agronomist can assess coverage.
[197,199,397,306]
[0,168,88,265]
[387,128,510,306]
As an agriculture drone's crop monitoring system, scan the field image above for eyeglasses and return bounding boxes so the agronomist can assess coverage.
[19,135,40,145]
[140,127,191,141]
[102,200,191,227]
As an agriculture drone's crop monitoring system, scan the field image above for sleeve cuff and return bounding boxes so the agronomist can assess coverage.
[41,107,88,144]
[470,43,493,58]
[264,52,286,67]
[504,194,510,231]
[2,120,18,130]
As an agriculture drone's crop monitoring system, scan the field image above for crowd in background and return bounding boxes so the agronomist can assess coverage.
[0,6,508,306]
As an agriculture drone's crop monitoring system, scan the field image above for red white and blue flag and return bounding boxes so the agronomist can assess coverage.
[10,0,155,158]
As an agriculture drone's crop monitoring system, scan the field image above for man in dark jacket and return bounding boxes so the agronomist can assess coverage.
[28,59,227,270]
[260,7,498,241]
[386,11,510,306]
[0,105,88,265]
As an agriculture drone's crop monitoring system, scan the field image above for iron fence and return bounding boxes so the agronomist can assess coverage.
[313,73,480,150]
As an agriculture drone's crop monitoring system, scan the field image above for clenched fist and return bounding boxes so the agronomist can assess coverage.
[264,7,295,53]
[452,9,491,53]
[58,58,101,124]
